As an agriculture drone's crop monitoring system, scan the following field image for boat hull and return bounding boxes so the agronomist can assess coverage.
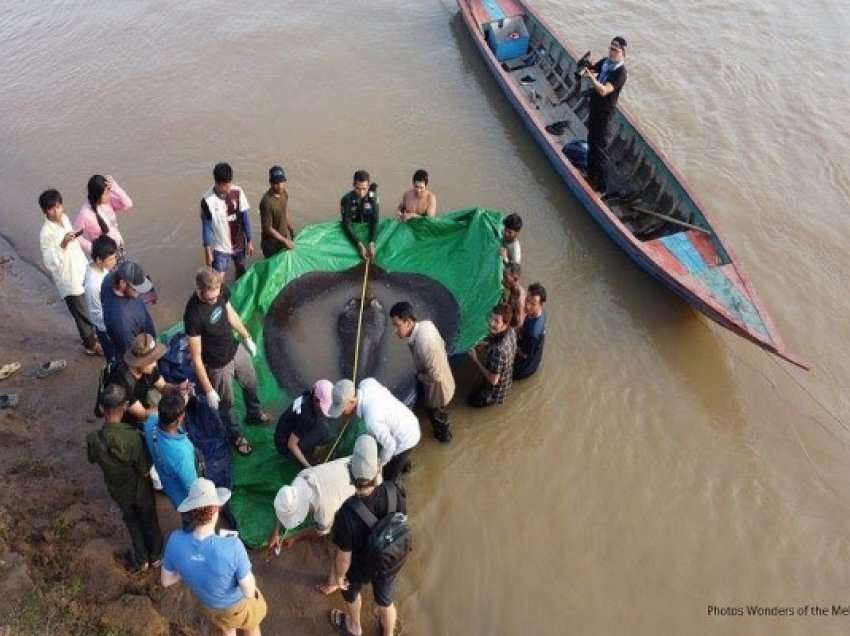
[456,0,808,369]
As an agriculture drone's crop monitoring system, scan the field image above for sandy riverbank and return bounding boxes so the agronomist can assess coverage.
[0,235,388,635]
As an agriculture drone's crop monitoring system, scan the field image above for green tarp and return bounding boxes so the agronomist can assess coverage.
[168,208,504,547]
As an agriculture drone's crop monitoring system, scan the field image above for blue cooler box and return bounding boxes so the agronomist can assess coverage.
[487,16,530,61]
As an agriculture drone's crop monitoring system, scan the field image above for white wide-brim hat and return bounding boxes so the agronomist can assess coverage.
[273,477,312,530]
[177,478,231,513]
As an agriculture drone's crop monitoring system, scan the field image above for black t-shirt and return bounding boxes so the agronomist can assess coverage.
[183,287,238,369]
[589,59,627,120]
[106,363,161,419]
[273,390,331,455]
[332,483,407,580]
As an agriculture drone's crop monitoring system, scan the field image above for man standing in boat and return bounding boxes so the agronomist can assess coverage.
[583,36,628,194]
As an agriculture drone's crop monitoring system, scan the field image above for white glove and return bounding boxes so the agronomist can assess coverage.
[244,337,257,357]
[206,389,221,410]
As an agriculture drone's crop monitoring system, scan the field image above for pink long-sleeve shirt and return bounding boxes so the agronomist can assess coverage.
[72,181,133,255]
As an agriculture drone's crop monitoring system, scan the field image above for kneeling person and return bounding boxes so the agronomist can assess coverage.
[267,455,356,553]
[329,377,420,482]
[274,379,334,468]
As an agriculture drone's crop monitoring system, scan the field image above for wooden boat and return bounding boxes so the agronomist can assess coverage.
[457,0,808,369]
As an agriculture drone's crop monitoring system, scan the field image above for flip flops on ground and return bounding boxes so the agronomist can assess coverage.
[36,359,66,379]
[234,436,253,456]
[246,412,272,424]
[329,608,359,636]
[0,362,20,381]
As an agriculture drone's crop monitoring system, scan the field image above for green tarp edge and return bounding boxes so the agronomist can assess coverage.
[162,208,504,547]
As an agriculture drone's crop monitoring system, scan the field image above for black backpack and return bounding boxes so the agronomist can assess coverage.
[348,482,412,577]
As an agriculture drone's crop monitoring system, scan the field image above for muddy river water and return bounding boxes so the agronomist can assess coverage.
[2,1,850,634]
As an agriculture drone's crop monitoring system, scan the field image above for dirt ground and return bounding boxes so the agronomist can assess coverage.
[0,235,386,636]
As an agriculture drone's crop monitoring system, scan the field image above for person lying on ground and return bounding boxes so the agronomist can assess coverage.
[38,188,101,356]
[162,479,267,636]
[73,174,133,257]
[201,162,254,280]
[500,212,523,265]
[328,377,420,483]
[266,455,356,555]
[87,383,162,572]
[340,169,379,260]
[274,379,334,468]
[319,435,407,636]
[259,165,295,258]
[101,259,155,362]
[514,282,547,380]
[84,235,119,363]
[105,333,188,424]
[185,267,269,456]
[396,169,436,221]
[467,303,518,408]
[389,301,455,443]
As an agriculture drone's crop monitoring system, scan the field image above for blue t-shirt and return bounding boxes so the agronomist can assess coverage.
[162,531,251,609]
[514,311,546,379]
[100,272,157,361]
[143,415,198,509]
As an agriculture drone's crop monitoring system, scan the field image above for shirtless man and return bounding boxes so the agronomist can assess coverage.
[396,169,437,221]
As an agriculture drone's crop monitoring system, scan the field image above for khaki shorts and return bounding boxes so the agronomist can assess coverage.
[205,589,267,631]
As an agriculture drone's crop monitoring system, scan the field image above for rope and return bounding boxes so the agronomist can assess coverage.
[323,257,372,463]
[276,258,372,549]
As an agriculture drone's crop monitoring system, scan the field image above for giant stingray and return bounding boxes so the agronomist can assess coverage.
[263,264,460,402]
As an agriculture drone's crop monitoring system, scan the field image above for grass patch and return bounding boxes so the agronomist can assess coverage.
[0,578,126,636]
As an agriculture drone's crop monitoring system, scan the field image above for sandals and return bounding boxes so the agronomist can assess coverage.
[329,609,358,636]
[234,436,253,456]
[84,342,104,357]
[0,362,20,381]
[36,359,66,379]
[246,411,272,425]
[0,393,18,409]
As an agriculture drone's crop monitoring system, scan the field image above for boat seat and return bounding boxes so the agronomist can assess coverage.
[612,136,637,166]
[656,192,677,217]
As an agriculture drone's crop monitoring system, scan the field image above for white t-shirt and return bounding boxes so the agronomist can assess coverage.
[83,264,109,331]
[39,216,89,298]
[200,185,250,254]
[357,378,421,466]
[298,457,356,534]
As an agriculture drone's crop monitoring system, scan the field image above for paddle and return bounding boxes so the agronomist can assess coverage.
[626,204,712,235]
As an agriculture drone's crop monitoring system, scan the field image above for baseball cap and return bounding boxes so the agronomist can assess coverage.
[350,435,379,482]
[328,379,355,418]
[269,165,287,183]
[313,379,333,417]
[115,260,153,294]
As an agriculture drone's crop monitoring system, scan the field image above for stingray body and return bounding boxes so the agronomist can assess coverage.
[337,296,387,381]
[264,264,459,402]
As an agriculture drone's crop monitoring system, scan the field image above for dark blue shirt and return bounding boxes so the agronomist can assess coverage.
[101,272,157,361]
[514,312,546,380]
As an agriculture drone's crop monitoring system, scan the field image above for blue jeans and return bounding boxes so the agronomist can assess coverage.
[96,328,117,365]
